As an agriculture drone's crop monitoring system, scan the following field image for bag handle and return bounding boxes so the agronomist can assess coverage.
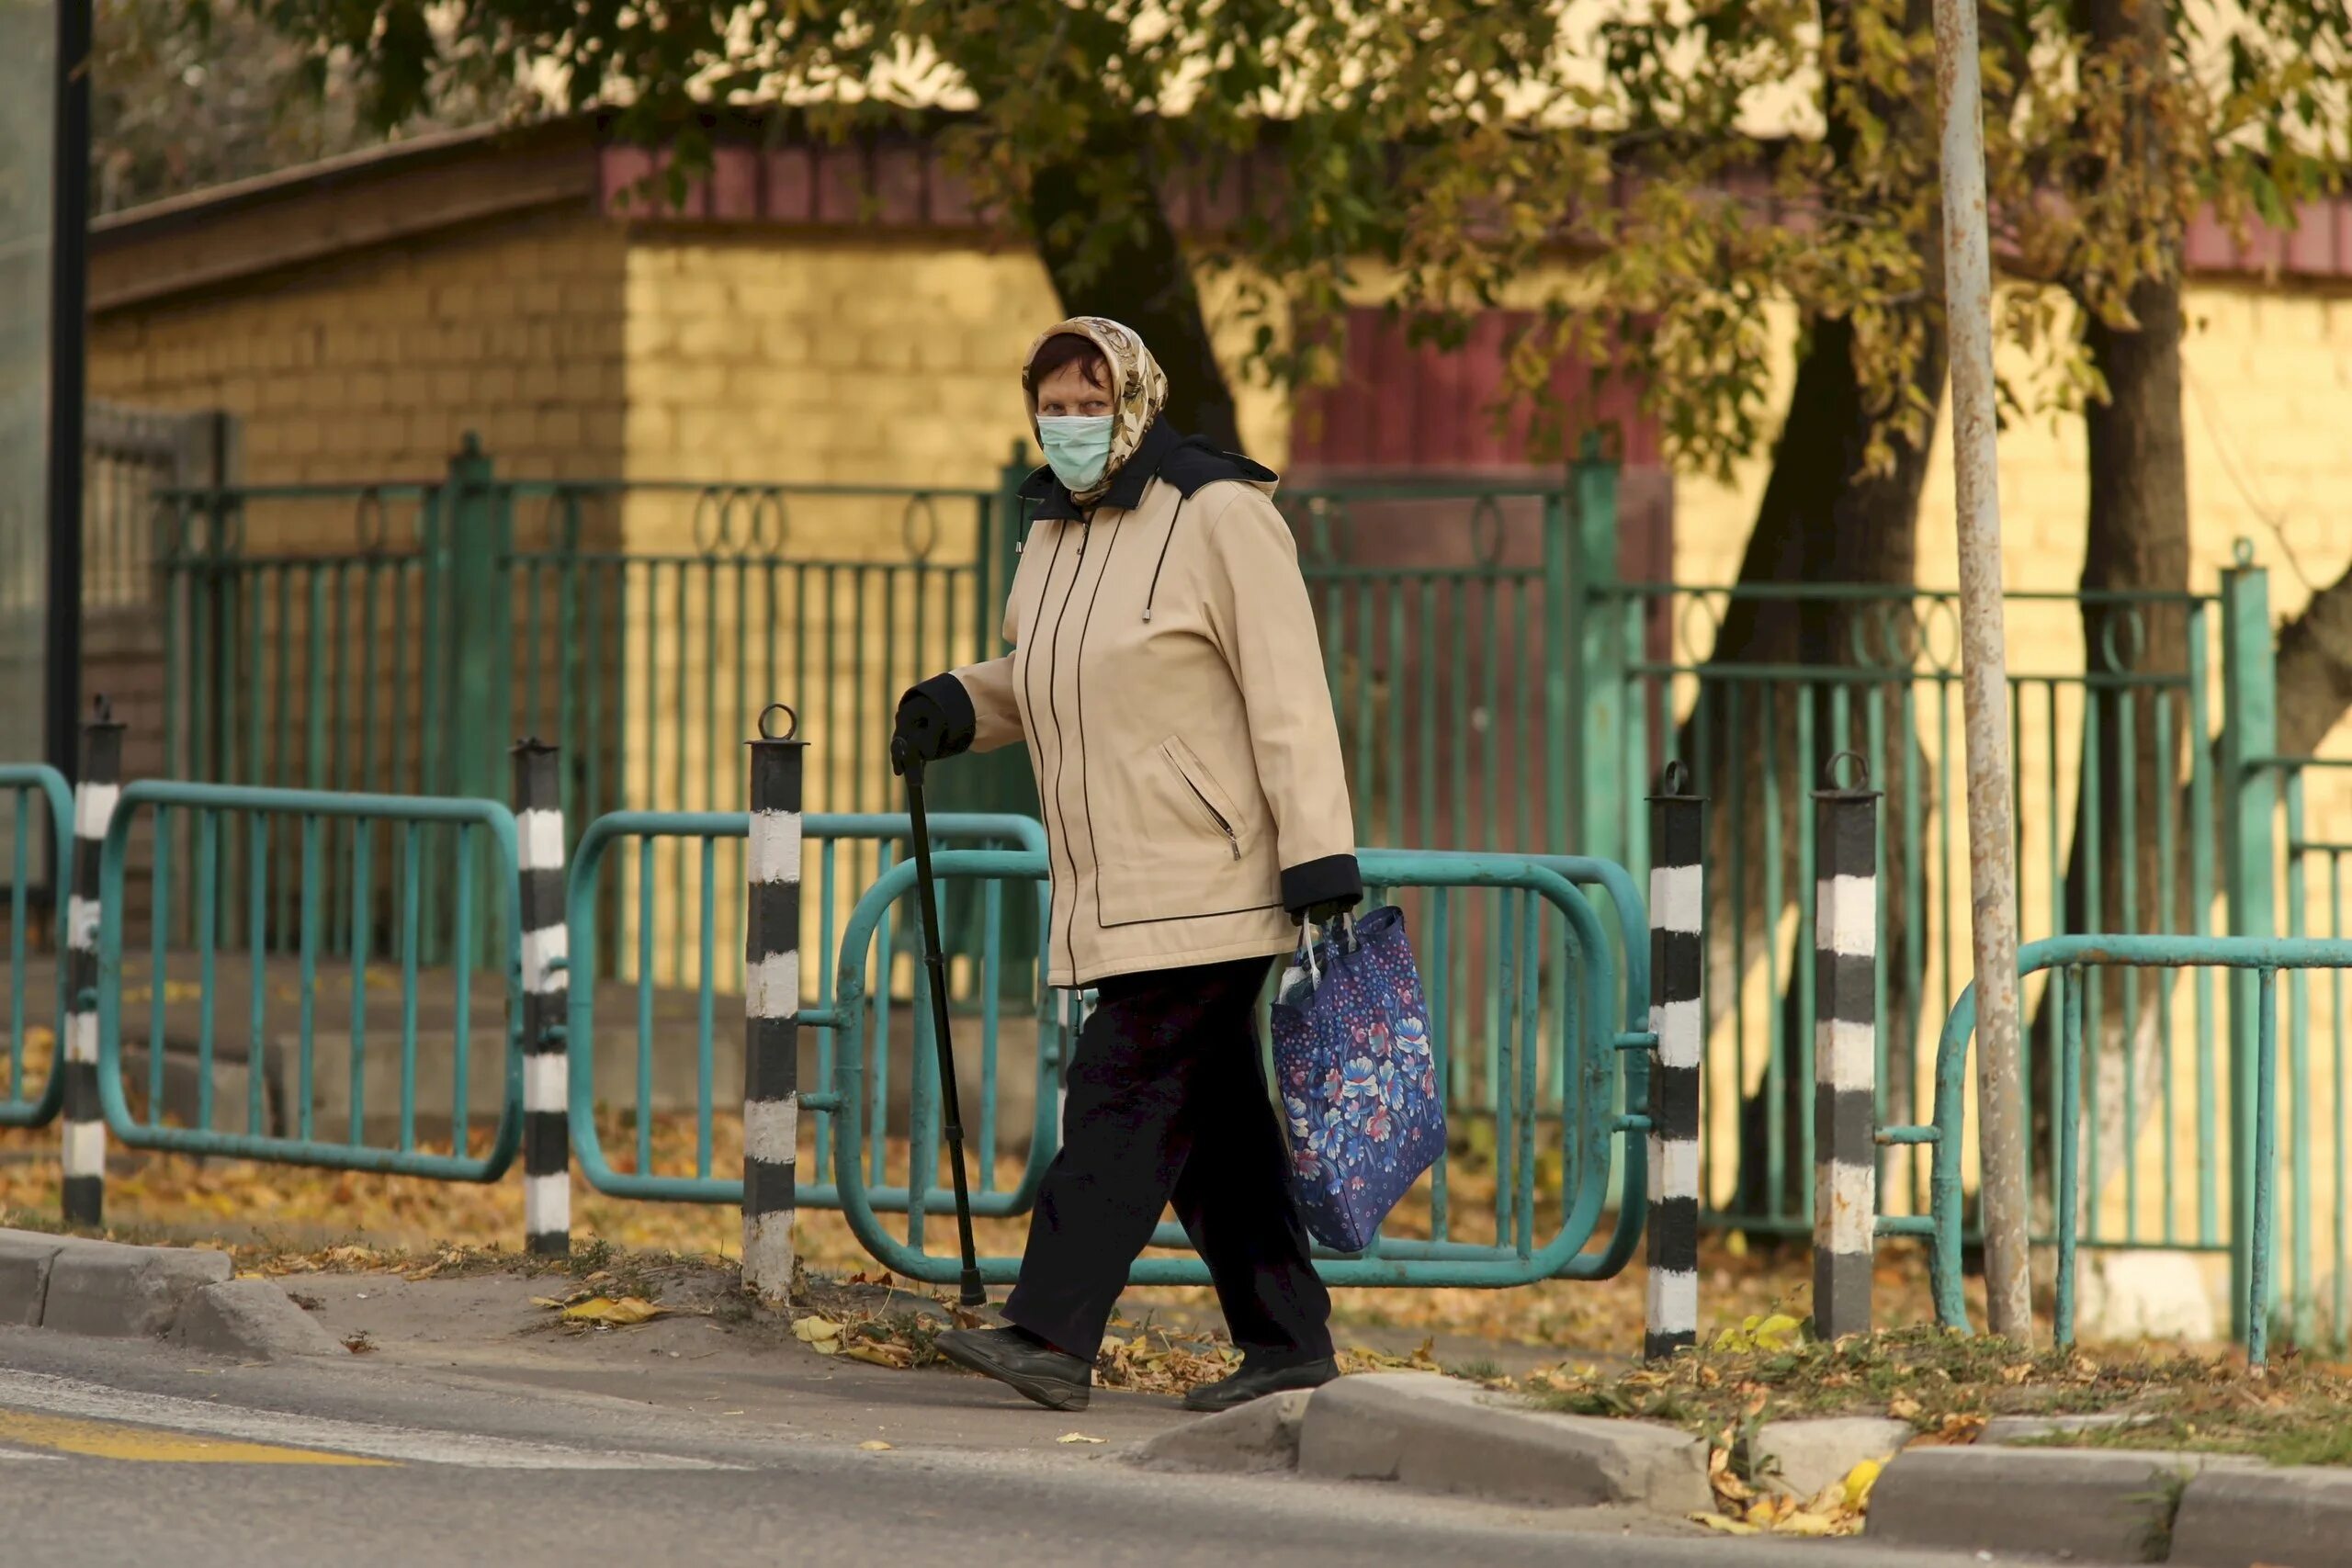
[1294,910,1362,987]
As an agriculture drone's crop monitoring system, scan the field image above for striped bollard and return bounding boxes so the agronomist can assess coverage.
[742,704,806,1303]
[62,698,124,1226]
[514,739,571,1258]
[1814,752,1881,1341]
[1645,761,1704,1360]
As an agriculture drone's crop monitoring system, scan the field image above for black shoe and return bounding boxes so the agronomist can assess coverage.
[935,1327,1093,1411]
[1183,1353,1340,1413]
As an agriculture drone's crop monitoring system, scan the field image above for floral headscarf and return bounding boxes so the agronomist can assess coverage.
[1021,317,1170,506]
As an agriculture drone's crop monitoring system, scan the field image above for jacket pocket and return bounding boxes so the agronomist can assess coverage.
[1161,738,1243,861]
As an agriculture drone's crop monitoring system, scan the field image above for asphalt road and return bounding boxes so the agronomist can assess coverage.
[0,1329,2011,1568]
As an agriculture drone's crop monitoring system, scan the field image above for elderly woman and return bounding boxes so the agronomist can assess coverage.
[893,317,1361,1415]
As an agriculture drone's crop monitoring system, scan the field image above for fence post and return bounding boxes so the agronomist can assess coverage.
[2219,547,2276,1342]
[445,435,503,803]
[1645,761,1703,1359]
[514,738,570,1257]
[1575,442,1625,862]
[743,705,807,1303]
[1814,753,1881,1341]
[62,697,123,1226]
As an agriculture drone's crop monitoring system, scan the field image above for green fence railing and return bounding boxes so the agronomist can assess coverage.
[94,779,525,1179]
[153,442,1609,986]
[813,847,1649,1289]
[0,764,72,1127]
[1908,934,2352,1363]
[563,809,1055,1207]
[1599,570,2244,1242]
[559,807,1657,1287]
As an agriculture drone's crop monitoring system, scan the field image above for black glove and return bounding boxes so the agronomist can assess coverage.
[1296,898,1356,927]
[892,675,975,776]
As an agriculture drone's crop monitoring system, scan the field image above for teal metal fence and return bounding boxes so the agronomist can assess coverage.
[1600,571,2236,1240]
[155,443,1610,982]
[559,810,1657,1268]
[813,848,1648,1288]
[564,809,1054,1206]
[1904,934,2352,1362]
[93,780,525,1179]
[0,764,72,1127]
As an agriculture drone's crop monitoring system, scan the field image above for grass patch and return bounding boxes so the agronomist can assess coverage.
[1527,1324,2352,1468]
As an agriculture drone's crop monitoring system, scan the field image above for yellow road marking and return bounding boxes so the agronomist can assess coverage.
[0,1407,394,1466]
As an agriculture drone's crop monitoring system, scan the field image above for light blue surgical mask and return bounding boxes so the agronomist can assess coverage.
[1037,415,1114,492]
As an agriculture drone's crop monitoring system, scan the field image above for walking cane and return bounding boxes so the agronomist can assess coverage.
[894,740,989,1308]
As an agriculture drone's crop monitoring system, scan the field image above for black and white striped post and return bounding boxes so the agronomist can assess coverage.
[62,697,122,1226]
[514,739,570,1258]
[1813,752,1881,1341]
[742,704,806,1303]
[1645,761,1704,1360]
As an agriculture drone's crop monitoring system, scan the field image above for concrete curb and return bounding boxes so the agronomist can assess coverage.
[2169,1463,2352,1567]
[175,1277,345,1359]
[1867,1444,2250,1562]
[1134,1389,1312,1474]
[1751,1416,1910,1499]
[1294,1372,1711,1515]
[0,1226,334,1359]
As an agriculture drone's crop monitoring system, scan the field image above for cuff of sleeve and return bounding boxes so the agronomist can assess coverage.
[1281,854,1363,915]
[904,672,978,760]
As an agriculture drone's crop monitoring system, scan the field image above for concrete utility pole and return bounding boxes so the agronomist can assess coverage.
[1930,0,2034,1338]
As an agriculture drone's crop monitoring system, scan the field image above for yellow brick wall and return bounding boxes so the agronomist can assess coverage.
[90,209,629,525]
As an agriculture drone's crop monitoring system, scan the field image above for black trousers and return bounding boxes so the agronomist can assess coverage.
[1001,955,1334,1362]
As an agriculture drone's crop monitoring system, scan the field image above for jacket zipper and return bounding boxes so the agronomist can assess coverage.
[1179,772,1243,860]
[1042,517,1091,979]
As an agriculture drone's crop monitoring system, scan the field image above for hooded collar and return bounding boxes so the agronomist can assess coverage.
[1022,416,1184,521]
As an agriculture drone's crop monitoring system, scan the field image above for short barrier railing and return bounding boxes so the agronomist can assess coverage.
[810,848,1648,1289]
[0,764,74,1129]
[92,781,526,1202]
[561,808,1053,1208]
[1900,933,2352,1364]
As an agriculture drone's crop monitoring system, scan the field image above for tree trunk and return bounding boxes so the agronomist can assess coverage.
[2276,562,2352,759]
[1712,308,1948,1227]
[2028,0,2195,1213]
[1024,152,1241,451]
[1707,0,1951,1230]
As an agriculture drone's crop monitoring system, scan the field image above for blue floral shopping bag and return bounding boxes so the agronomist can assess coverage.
[1271,906,1445,1254]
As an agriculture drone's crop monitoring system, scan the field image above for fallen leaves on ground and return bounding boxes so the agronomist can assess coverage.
[1056,1432,1105,1445]
[1699,1447,1879,1539]
[857,1440,892,1451]
[559,1295,669,1326]
[0,1116,1968,1368]
[1713,1312,1804,1355]
[792,1315,845,1352]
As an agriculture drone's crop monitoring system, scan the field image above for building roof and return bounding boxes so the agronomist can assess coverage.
[87,112,2352,313]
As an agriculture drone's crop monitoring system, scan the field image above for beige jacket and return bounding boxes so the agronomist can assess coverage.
[918,423,1361,987]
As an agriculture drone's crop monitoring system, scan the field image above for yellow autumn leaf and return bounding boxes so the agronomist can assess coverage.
[1775,1510,1838,1538]
[858,1440,893,1451]
[1690,1514,1761,1536]
[842,1342,912,1369]
[561,1295,668,1325]
[1056,1432,1106,1445]
[1843,1458,1883,1511]
[792,1315,843,1343]
[1750,1313,1804,1351]
[529,1296,568,1309]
